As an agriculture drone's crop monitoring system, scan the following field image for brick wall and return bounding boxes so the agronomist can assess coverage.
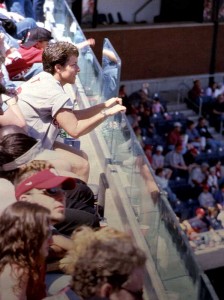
[84,23,224,81]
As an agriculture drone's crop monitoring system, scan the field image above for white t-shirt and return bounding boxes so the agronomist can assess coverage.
[17,71,74,149]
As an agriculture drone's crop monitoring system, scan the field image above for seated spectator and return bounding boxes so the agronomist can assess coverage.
[151,96,165,116]
[133,125,144,148]
[0,128,100,235]
[212,93,224,131]
[183,147,199,168]
[188,79,204,103]
[196,116,224,151]
[5,27,53,81]
[144,144,153,164]
[166,122,183,151]
[182,208,209,236]
[128,84,152,108]
[164,144,189,179]
[198,184,216,210]
[210,160,224,185]
[17,41,126,183]
[126,106,139,128]
[60,226,146,300]
[205,81,221,99]
[188,162,209,189]
[214,184,224,206]
[207,167,219,193]
[185,120,205,150]
[138,107,151,136]
[207,206,223,230]
[151,145,164,170]
[0,201,50,299]
[154,167,177,206]
[217,204,224,227]
[14,161,80,298]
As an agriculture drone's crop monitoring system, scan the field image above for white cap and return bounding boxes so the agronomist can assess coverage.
[156,145,163,152]
[174,122,182,127]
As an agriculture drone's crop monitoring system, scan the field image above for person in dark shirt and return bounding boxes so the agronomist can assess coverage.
[196,116,224,151]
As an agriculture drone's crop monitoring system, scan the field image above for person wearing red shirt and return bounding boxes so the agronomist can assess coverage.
[6,26,52,81]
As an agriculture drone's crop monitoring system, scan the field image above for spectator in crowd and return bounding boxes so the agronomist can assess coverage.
[188,162,209,190]
[188,79,204,103]
[133,125,144,148]
[126,106,139,128]
[164,144,188,179]
[5,27,53,81]
[154,167,177,206]
[196,116,224,151]
[182,207,209,236]
[214,184,224,206]
[60,226,146,300]
[183,147,199,168]
[0,127,100,235]
[144,144,153,164]
[185,119,205,150]
[14,161,80,298]
[151,145,164,170]
[151,96,165,116]
[212,93,224,132]
[139,108,158,140]
[207,206,223,230]
[0,201,50,299]
[166,122,183,151]
[17,41,126,183]
[198,184,216,210]
[207,167,219,193]
[205,81,221,99]
[210,160,224,185]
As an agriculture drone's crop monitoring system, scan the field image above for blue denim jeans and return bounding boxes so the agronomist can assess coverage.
[5,0,34,18]
[33,0,45,22]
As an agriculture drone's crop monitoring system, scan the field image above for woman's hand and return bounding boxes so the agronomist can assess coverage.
[105,97,122,108]
[106,104,126,116]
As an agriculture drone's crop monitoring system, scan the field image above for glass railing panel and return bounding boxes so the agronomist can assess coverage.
[53,0,103,104]
[49,2,219,298]
[102,38,121,101]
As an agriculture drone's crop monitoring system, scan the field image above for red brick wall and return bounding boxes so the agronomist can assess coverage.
[84,23,224,81]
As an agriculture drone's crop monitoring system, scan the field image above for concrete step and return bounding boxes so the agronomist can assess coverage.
[181,109,197,117]
[187,115,199,122]
[167,103,187,111]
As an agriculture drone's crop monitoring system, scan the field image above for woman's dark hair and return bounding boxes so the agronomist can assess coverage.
[0,133,37,181]
[0,201,50,294]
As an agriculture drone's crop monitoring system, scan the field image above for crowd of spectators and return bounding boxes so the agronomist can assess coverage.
[120,81,224,248]
[0,2,147,299]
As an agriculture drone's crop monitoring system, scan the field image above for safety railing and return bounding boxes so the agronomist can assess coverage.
[49,0,219,298]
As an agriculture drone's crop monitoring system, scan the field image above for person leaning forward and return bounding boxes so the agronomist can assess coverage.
[17,41,126,183]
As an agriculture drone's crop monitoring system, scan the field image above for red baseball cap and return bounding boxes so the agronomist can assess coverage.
[15,169,76,199]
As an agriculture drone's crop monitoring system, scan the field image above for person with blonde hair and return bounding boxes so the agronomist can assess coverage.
[60,226,146,300]
[0,201,51,299]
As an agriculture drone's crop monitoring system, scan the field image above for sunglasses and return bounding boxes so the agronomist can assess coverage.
[44,187,65,197]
